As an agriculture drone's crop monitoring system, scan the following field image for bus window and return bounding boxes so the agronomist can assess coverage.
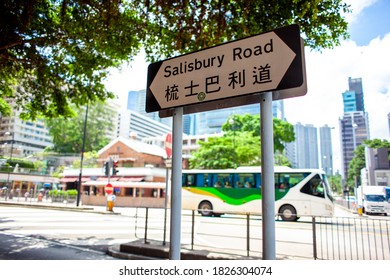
[195,173,211,187]
[276,172,310,189]
[300,174,325,198]
[255,173,261,188]
[216,173,232,188]
[288,173,310,187]
[236,173,255,188]
[187,174,195,186]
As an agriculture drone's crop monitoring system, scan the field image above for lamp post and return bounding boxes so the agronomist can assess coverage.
[5,131,14,193]
[229,117,236,168]
[351,121,358,209]
[77,103,89,207]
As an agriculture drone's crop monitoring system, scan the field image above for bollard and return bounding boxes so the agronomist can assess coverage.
[357,207,363,216]
[107,201,114,211]
[106,194,116,211]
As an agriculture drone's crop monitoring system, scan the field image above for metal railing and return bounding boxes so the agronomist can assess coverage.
[0,189,76,204]
[314,216,390,260]
[134,208,390,260]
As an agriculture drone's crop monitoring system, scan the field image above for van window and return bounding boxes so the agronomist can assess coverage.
[300,174,325,198]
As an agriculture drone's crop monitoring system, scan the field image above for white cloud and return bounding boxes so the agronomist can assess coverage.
[344,0,379,22]
[105,50,148,104]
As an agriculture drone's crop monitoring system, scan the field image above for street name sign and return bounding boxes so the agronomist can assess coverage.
[159,38,307,118]
[146,24,303,113]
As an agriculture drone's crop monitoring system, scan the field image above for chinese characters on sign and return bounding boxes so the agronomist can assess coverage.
[164,64,272,103]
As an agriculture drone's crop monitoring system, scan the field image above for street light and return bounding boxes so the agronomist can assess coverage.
[351,121,358,209]
[229,117,236,168]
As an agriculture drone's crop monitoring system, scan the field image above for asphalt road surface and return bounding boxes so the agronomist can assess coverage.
[0,233,116,260]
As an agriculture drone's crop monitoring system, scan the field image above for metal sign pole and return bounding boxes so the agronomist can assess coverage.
[260,92,276,260]
[169,107,183,260]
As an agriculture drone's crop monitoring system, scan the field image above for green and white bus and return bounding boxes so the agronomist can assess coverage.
[181,166,334,221]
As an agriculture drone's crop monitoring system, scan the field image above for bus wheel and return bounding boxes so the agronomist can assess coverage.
[198,201,213,217]
[279,205,298,221]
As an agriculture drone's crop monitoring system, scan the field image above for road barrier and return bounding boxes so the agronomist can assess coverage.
[134,207,390,260]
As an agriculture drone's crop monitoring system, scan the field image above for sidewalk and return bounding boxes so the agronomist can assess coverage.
[0,195,148,214]
[0,197,114,214]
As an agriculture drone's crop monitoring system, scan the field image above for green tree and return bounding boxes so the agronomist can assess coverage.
[222,114,295,153]
[347,139,390,187]
[72,151,99,168]
[44,101,113,153]
[190,131,260,169]
[190,114,295,169]
[140,0,350,60]
[328,174,342,195]
[1,0,350,118]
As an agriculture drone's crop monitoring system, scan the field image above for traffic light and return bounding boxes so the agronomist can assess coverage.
[103,161,109,176]
[112,160,119,175]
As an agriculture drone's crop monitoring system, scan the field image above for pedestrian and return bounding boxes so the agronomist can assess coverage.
[24,191,30,201]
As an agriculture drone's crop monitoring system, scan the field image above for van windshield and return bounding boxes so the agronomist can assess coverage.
[365,195,385,202]
[322,175,334,202]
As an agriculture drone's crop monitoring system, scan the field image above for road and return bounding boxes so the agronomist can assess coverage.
[0,204,388,260]
[0,206,127,259]
[0,233,115,260]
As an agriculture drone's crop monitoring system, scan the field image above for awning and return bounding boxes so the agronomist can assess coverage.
[59,177,89,183]
[97,177,119,181]
[82,181,165,188]
[60,177,78,183]
[118,177,144,182]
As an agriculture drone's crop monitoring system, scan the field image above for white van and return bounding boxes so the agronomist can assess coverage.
[356,185,388,216]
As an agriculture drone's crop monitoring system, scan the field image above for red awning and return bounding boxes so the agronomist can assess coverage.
[60,177,89,183]
[97,177,118,181]
[60,177,78,183]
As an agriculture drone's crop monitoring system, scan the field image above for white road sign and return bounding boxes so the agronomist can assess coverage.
[146,24,303,113]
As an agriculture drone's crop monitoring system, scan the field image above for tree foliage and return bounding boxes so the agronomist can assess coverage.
[44,101,114,153]
[222,113,295,153]
[139,0,350,60]
[328,174,342,194]
[1,0,141,119]
[190,114,295,169]
[1,0,350,119]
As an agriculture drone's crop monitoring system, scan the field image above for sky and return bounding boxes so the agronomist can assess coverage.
[105,0,390,173]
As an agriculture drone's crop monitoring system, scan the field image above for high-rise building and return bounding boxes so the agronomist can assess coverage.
[127,90,171,127]
[339,77,369,180]
[347,77,365,112]
[288,123,319,169]
[286,123,334,172]
[117,110,171,140]
[339,111,370,178]
[319,125,334,175]
[193,100,284,135]
[0,100,53,157]
[342,91,359,112]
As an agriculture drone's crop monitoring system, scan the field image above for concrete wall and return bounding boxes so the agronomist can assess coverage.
[81,195,165,208]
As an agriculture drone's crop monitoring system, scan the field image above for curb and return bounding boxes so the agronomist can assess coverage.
[109,239,259,260]
[0,201,120,215]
